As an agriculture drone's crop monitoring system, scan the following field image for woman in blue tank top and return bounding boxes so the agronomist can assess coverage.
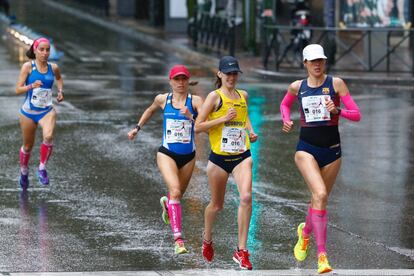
[15,37,64,190]
[127,65,203,254]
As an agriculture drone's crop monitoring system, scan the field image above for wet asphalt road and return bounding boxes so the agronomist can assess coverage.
[0,0,412,272]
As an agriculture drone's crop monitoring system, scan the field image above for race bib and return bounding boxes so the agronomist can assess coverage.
[165,119,192,143]
[31,88,52,108]
[302,95,331,123]
[220,127,246,153]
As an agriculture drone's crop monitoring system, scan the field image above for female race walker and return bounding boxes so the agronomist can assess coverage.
[16,37,64,190]
[127,65,203,254]
[280,44,361,274]
[195,56,258,270]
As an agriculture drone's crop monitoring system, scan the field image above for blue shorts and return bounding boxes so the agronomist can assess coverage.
[209,150,251,174]
[296,140,341,168]
[20,108,53,124]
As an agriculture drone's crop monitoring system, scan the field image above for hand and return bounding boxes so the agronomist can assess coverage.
[224,107,237,122]
[31,80,43,89]
[249,132,258,143]
[57,91,64,102]
[127,128,138,140]
[282,120,294,133]
[180,106,193,121]
[325,96,338,114]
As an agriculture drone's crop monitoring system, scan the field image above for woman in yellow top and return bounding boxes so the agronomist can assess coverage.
[195,56,258,270]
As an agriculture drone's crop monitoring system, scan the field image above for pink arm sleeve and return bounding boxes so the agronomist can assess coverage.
[340,93,361,122]
[280,92,296,123]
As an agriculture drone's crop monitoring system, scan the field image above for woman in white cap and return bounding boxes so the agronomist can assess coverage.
[280,44,361,274]
[195,56,258,270]
[127,65,203,254]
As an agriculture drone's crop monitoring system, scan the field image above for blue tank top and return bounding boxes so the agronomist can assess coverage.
[162,93,196,154]
[298,75,339,127]
[24,61,55,112]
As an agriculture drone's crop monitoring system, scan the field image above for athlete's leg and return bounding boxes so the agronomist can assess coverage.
[157,152,184,241]
[38,110,57,170]
[295,151,328,257]
[204,161,229,241]
[321,158,341,196]
[177,157,196,196]
[232,157,253,250]
[19,114,37,174]
[295,151,327,210]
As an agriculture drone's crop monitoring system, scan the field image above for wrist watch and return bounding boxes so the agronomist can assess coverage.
[336,107,342,115]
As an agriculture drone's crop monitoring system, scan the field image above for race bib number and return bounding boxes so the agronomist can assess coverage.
[165,119,192,143]
[302,95,331,123]
[31,88,52,108]
[220,127,246,153]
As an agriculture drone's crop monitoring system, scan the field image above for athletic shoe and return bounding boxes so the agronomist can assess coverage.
[202,238,214,262]
[174,239,188,254]
[317,253,333,274]
[37,169,49,185]
[19,173,29,190]
[294,222,310,261]
[159,196,170,225]
[233,248,253,270]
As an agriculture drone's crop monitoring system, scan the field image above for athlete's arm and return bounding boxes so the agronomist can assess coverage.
[280,81,299,133]
[240,90,258,143]
[194,91,236,133]
[127,93,166,140]
[52,63,64,102]
[332,77,361,122]
[15,62,33,95]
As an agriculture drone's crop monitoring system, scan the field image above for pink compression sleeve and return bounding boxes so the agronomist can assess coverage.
[340,93,361,122]
[280,92,296,123]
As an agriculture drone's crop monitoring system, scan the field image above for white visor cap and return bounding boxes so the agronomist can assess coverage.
[303,44,327,61]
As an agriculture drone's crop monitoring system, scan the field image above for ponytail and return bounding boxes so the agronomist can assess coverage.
[215,76,222,89]
[26,44,35,59]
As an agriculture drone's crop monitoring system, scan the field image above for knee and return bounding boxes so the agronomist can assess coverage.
[312,191,328,206]
[239,192,252,207]
[209,202,224,213]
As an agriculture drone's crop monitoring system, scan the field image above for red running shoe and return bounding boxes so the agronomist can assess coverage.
[202,239,214,262]
[233,248,253,270]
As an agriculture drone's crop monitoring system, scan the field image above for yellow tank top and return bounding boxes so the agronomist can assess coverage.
[208,89,250,155]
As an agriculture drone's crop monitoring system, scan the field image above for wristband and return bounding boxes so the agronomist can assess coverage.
[27,84,32,91]
[135,124,141,131]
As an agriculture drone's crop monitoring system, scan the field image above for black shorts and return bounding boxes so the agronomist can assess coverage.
[158,146,195,169]
[208,150,251,174]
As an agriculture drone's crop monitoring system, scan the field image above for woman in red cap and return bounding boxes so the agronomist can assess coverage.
[15,37,64,190]
[280,44,361,274]
[127,65,203,254]
[195,56,258,270]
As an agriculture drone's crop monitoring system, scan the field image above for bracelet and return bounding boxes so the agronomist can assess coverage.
[27,84,32,91]
[135,124,141,131]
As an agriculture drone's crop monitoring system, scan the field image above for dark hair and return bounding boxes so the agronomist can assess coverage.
[26,44,35,59]
[215,76,222,89]
[189,81,198,86]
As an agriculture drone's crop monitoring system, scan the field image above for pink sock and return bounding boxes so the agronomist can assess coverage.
[20,147,31,175]
[302,204,313,237]
[39,142,53,170]
[168,199,182,241]
[311,208,328,255]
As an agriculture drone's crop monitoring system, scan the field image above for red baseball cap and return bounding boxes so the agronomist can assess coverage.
[169,65,190,79]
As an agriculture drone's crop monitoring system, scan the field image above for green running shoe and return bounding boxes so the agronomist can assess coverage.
[294,222,310,261]
[159,196,170,225]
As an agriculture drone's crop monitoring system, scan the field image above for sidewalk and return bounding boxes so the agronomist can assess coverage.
[43,0,414,86]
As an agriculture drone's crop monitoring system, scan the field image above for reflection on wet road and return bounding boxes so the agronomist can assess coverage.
[0,0,412,272]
